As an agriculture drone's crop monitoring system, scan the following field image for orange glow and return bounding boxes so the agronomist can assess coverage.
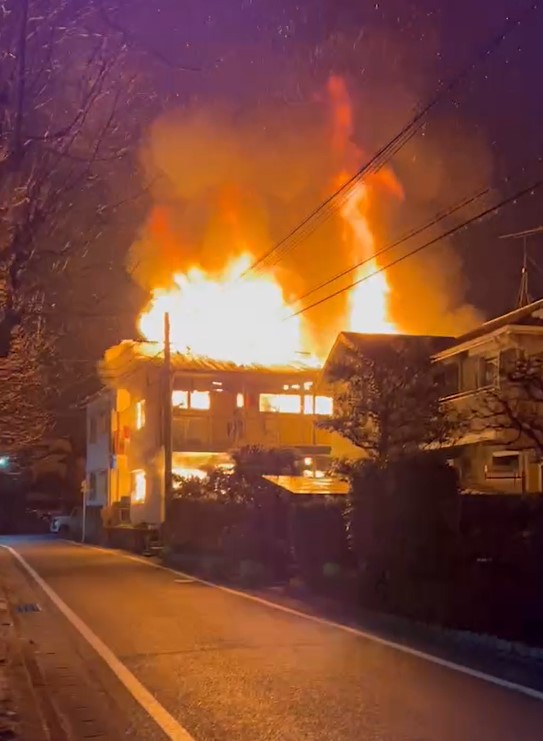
[328,76,402,335]
[139,254,306,366]
[340,179,396,334]
[138,76,403,367]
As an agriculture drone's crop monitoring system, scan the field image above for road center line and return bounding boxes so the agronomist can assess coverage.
[73,540,543,703]
[1,545,195,741]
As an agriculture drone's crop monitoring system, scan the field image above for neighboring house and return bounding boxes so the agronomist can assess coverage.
[435,298,543,494]
[95,341,336,525]
[321,310,543,495]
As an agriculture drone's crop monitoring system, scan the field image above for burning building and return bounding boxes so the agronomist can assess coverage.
[95,341,338,524]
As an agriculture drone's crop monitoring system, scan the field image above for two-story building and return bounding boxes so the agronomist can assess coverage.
[435,298,543,494]
[89,341,337,525]
[320,305,543,495]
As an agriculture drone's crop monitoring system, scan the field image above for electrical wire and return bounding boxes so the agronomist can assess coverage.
[285,150,543,311]
[285,176,543,320]
[240,2,539,279]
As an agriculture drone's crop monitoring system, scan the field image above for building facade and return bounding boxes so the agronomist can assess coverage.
[435,299,543,494]
[91,341,337,525]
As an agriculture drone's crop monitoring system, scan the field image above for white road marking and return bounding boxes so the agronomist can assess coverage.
[72,541,543,703]
[1,545,195,741]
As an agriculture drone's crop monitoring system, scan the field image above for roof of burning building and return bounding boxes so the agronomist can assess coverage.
[101,340,320,381]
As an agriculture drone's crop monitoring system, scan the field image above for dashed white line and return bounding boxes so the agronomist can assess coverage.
[1,545,195,741]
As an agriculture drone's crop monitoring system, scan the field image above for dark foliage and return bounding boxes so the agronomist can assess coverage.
[320,336,462,465]
[347,457,460,620]
[290,497,354,588]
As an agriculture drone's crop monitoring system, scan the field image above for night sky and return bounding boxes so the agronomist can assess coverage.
[108,0,543,320]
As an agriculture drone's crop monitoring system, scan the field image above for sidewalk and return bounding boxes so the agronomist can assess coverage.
[0,566,50,740]
[0,546,162,741]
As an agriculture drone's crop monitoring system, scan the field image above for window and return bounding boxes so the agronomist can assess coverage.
[190,391,210,410]
[315,396,333,416]
[437,363,460,397]
[477,357,498,388]
[302,395,334,415]
[172,390,188,409]
[98,410,109,435]
[87,472,96,501]
[259,393,301,414]
[486,451,521,479]
[132,469,146,503]
[96,470,107,502]
[172,390,210,410]
[89,416,97,444]
[236,393,244,409]
[135,400,146,430]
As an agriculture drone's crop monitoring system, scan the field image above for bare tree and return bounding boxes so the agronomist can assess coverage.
[0,318,50,451]
[321,336,461,466]
[0,1,183,451]
[0,0,155,356]
[476,355,543,458]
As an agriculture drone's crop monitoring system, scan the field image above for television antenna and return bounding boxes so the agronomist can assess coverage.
[500,226,543,308]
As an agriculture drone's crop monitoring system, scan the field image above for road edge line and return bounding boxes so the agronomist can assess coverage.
[72,540,543,703]
[0,545,195,741]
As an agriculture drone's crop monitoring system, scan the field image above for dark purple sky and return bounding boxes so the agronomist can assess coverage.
[119,0,543,319]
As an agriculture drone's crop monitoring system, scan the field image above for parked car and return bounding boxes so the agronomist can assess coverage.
[50,507,81,536]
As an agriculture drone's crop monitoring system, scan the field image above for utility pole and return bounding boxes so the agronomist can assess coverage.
[163,312,173,507]
[500,226,543,309]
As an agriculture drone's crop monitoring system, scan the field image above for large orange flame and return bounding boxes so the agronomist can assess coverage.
[138,255,307,366]
[138,76,402,366]
[328,76,402,335]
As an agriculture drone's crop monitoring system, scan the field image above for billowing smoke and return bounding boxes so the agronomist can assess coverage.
[128,77,488,354]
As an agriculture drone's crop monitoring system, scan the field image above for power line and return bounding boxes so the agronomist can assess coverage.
[240,2,539,279]
[285,148,543,312]
[285,176,543,320]
[286,184,493,310]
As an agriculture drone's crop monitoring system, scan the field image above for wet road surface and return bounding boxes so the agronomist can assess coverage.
[2,536,543,741]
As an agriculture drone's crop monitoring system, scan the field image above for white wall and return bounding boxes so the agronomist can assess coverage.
[86,392,113,507]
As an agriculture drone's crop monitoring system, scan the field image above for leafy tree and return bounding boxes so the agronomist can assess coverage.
[321,335,460,466]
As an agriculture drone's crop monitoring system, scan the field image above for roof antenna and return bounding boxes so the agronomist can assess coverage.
[500,227,543,309]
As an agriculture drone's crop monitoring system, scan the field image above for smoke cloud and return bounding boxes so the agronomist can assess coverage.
[128,74,490,354]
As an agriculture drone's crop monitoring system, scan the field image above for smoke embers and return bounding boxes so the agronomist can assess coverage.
[129,76,488,355]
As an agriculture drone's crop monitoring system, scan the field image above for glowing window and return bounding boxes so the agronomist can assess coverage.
[132,469,146,503]
[236,393,244,409]
[190,391,210,410]
[135,400,146,430]
[303,396,314,415]
[304,457,313,466]
[172,390,188,409]
[259,394,301,414]
[315,396,333,415]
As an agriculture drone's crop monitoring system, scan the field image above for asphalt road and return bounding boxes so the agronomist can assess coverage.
[3,536,543,741]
